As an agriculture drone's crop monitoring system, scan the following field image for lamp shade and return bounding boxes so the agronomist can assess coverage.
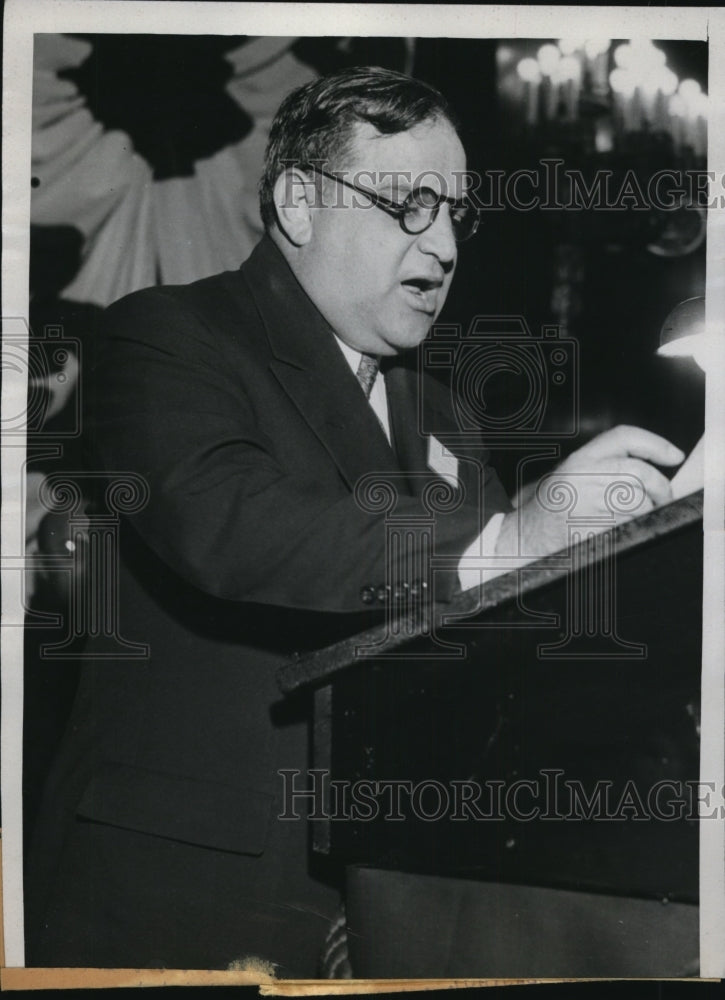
[657,296,714,371]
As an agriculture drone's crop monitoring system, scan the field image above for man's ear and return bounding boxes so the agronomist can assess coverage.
[273,168,315,246]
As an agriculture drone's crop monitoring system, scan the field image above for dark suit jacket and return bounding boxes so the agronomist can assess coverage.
[25,235,510,971]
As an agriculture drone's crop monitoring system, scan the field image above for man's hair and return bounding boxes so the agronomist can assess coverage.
[259,65,458,230]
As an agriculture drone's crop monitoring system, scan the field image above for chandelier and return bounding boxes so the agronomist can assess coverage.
[507,38,707,161]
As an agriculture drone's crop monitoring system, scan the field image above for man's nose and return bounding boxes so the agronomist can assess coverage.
[417,205,457,268]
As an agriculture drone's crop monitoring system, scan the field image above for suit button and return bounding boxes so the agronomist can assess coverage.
[361,586,376,604]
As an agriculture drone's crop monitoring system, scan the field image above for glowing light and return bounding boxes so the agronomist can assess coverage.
[537,43,561,76]
[658,332,717,373]
[553,55,582,83]
[690,92,709,118]
[657,298,714,373]
[659,67,679,97]
[658,333,701,358]
[558,37,586,56]
[641,66,676,98]
[613,43,633,69]
[497,45,516,66]
[584,38,610,59]
[678,78,702,102]
[609,68,636,96]
[635,42,666,68]
[594,119,615,153]
[517,57,542,83]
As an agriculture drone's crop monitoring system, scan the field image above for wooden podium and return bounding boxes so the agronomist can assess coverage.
[277,491,703,977]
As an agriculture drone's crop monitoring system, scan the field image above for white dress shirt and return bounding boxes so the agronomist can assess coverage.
[333,335,506,591]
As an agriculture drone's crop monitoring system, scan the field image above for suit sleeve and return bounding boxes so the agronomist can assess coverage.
[87,288,510,614]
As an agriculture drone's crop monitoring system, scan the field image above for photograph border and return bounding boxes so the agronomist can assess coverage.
[2,0,724,989]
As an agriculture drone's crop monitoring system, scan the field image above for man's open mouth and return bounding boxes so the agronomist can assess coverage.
[401,277,442,311]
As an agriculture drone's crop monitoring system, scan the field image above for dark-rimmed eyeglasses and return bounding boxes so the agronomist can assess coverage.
[307,165,480,242]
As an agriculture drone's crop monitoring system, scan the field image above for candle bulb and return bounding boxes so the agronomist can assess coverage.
[559,36,586,56]
[613,43,633,69]
[555,55,582,122]
[517,57,542,127]
[584,38,611,92]
[537,43,561,120]
[545,77,558,120]
[692,93,708,158]
[653,89,666,132]
[537,43,561,76]
[610,67,637,134]
[593,52,609,92]
[658,69,678,124]
[630,85,643,132]
[678,81,706,156]
[594,118,615,153]
[696,115,707,159]
[641,78,658,128]
[668,93,686,152]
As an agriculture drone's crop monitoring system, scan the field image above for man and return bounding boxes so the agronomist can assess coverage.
[25,66,683,976]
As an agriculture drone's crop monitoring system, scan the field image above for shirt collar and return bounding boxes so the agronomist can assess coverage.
[333,335,363,376]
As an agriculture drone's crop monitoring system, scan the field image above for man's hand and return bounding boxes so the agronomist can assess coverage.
[496,425,685,561]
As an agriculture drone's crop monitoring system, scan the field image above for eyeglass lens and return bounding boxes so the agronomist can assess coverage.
[403,189,478,241]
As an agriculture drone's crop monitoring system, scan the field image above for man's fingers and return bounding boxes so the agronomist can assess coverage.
[544,458,674,513]
[622,458,674,508]
[575,425,685,466]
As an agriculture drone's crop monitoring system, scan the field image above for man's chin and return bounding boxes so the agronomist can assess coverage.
[382,321,436,355]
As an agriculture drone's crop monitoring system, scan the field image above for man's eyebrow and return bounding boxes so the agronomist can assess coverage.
[363,170,414,197]
[346,170,470,204]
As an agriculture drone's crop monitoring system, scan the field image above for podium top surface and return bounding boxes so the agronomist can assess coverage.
[277,490,703,694]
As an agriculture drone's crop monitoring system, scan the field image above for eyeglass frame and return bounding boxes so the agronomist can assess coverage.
[304,164,481,242]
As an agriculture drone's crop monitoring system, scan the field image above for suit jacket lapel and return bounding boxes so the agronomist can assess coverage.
[241,237,401,491]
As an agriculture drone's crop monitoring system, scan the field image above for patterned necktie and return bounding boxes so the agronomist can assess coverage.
[356,353,380,399]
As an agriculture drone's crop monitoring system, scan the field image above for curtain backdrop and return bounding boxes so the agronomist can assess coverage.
[31,34,318,306]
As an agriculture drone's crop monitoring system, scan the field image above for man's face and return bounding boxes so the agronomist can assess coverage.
[300,116,467,356]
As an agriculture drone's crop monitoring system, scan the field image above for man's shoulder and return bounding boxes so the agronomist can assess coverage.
[105,265,255,330]
[98,247,279,372]
[102,235,291,344]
